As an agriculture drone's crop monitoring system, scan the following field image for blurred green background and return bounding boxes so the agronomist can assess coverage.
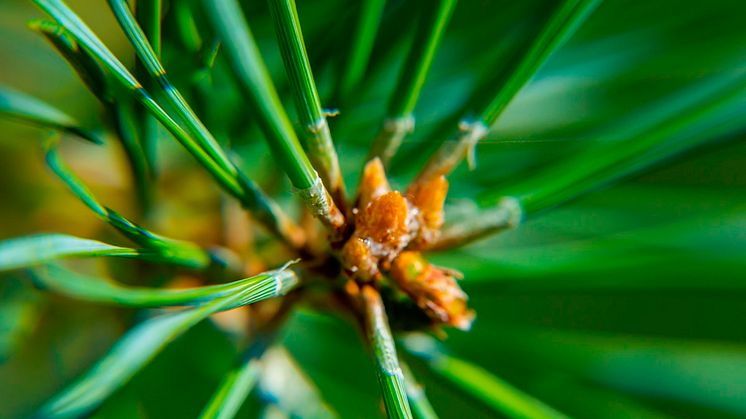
[0,0,745,417]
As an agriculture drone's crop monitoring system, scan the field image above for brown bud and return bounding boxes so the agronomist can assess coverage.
[390,251,474,330]
[357,191,411,253]
[341,237,379,281]
[407,175,448,248]
[357,158,390,209]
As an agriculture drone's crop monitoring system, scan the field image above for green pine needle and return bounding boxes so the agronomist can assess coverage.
[268,0,345,200]
[107,0,236,177]
[34,0,302,248]
[435,73,746,249]
[204,0,344,232]
[368,0,458,166]
[336,0,387,101]
[480,0,603,126]
[32,0,239,193]
[362,286,413,419]
[202,0,316,189]
[257,346,338,418]
[134,0,162,176]
[31,18,153,212]
[46,144,211,269]
[500,74,746,214]
[30,263,298,310]
[404,335,568,419]
[417,0,602,181]
[402,362,439,419]
[135,0,161,57]
[36,288,260,418]
[28,19,109,103]
[0,234,143,272]
[0,86,101,144]
[199,339,273,419]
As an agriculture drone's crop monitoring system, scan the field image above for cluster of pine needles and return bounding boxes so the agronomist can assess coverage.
[0,0,744,417]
